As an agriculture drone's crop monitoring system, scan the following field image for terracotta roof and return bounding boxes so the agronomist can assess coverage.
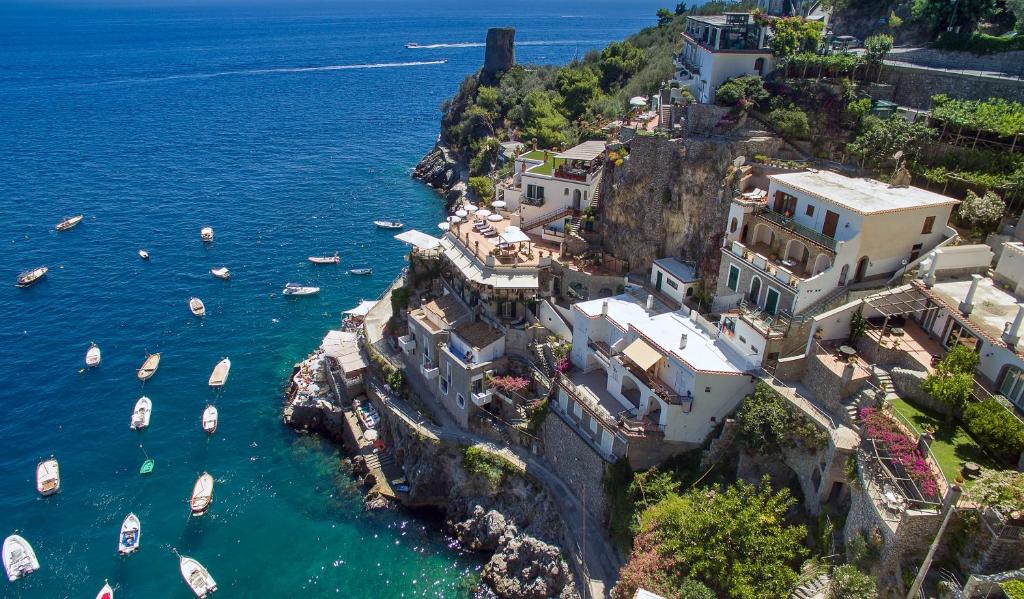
[454,321,504,349]
[422,294,469,327]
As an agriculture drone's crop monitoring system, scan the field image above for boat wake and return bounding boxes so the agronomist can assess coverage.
[94,60,448,86]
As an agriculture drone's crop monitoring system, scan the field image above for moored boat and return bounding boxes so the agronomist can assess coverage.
[348,267,373,276]
[308,251,340,265]
[202,405,218,434]
[210,267,230,280]
[3,534,39,582]
[190,472,214,516]
[36,458,60,497]
[208,358,230,387]
[190,297,206,317]
[16,266,48,288]
[282,283,320,296]
[138,249,150,260]
[118,513,140,555]
[137,353,161,380]
[179,554,217,597]
[373,219,404,229]
[55,214,84,232]
[86,343,102,367]
[96,580,114,599]
[200,227,214,242]
[130,396,152,430]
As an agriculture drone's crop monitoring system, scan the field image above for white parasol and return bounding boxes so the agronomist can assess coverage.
[629,96,647,107]
[463,203,478,212]
[475,209,492,219]
[455,209,468,217]
[438,222,451,231]
[491,200,506,209]
[487,213,503,222]
[447,215,463,224]
[363,429,378,442]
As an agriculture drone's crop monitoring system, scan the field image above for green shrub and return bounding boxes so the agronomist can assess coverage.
[468,176,494,202]
[1004,580,1024,599]
[462,446,520,487]
[921,346,979,413]
[769,106,811,139]
[963,399,1024,458]
[847,116,935,169]
[933,31,1024,54]
[864,34,893,64]
[598,41,646,90]
[737,383,827,452]
[958,190,1006,235]
[715,75,768,107]
[768,17,824,58]
[828,564,877,599]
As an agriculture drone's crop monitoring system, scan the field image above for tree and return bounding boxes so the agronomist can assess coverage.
[556,65,600,120]
[963,399,1024,458]
[827,565,877,599]
[847,116,936,169]
[657,8,674,26]
[770,106,811,139]
[911,0,997,32]
[520,90,569,149]
[864,34,893,64]
[737,382,826,452]
[1011,0,1024,31]
[958,190,1006,235]
[675,2,689,15]
[769,17,824,58]
[921,346,979,414]
[715,75,768,107]
[468,176,494,202]
[598,41,646,90]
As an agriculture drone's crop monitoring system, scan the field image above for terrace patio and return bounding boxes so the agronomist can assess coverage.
[447,216,560,269]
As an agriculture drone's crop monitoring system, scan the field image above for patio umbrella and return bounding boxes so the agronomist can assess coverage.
[475,209,492,219]
[363,429,378,442]
[447,215,462,224]
[438,222,451,231]
[629,96,647,107]
[463,203,478,212]
[455,209,468,217]
[487,213,503,222]
[491,200,506,209]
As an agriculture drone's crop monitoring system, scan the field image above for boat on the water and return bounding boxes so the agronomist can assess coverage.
[179,553,217,598]
[190,297,206,317]
[202,405,218,434]
[210,267,230,280]
[55,214,84,232]
[86,343,102,367]
[139,459,154,475]
[405,42,420,48]
[36,458,60,497]
[208,358,230,387]
[200,227,214,242]
[308,251,340,265]
[137,353,161,381]
[190,472,214,516]
[373,219,404,229]
[96,580,114,599]
[138,249,150,260]
[130,396,152,430]
[282,283,320,296]
[348,268,373,276]
[3,534,39,582]
[118,513,140,555]
[16,266,47,288]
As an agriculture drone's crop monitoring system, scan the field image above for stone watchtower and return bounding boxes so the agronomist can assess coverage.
[480,27,515,85]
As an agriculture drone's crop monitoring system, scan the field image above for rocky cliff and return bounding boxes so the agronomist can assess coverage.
[413,142,467,208]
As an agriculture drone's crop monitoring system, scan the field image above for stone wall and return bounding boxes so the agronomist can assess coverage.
[886,47,1024,78]
[552,262,625,303]
[774,354,808,383]
[891,367,951,416]
[539,410,609,520]
[880,63,1024,110]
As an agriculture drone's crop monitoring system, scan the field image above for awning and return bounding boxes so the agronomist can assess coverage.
[394,229,441,250]
[321,330,369,372]
[623,338,662,371]
[441,237,539,290]
[499,227,531,244]
[555,141,606,162]
[343,300,377,317]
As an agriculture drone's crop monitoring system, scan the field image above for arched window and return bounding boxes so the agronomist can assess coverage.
[730,217,738,233]
[754,58,765,75]
[748,276,762,304]
[838,264,850,286]
[854,256,870,283]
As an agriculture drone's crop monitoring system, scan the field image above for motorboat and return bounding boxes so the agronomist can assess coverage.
[348,268,373,276]
[16,266,47,288]
[3,534,39,582]
[179,553,217,597]
[138,249,150,260]
[190,297,206,317]
[139,459,154,475]
[137,353,161,381]
[208,358,230,387]
[55,214,84,232]
[374,220,404,229]
[282,283,320,296]
[308,251,340,265]
[210,267,230,281]
[130,396,152,430]
[36,458,60,496]
[202,405,218,434]
[405,42,421,48]
[86,343,102,367]
[118,513,140,555]
[97,580,114,599]
[190,472,214,516]
[200,227,214,242]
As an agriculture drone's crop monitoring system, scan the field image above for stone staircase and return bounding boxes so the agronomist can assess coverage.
[565,169,605,242]
[842,368,897,430]
[789,573,830,599]
[363,450,394,472]
[531,341,555,377]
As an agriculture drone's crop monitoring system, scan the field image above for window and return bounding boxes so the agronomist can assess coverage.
[704,387,711,393]
[944,320,980,351]
[999,366,1024,410]
[773,191,798,216]
[526,184,545,202]
[666,278,679,290]
[729,217,738,233]
[727,264,740,291]
[572,401,583,419]
[589,416,598,433]
[922,216,935,234]
[685,287,694,297]
[440,378,449,395]
[805,204,815,216]
[456,394,466,409]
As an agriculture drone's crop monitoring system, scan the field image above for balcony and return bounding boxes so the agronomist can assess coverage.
[754,208,839,252]
[421,363,439,380]
[616,355,691,409]
[727,240,803,289]
[472,389,494,406]
[398,335,416,354]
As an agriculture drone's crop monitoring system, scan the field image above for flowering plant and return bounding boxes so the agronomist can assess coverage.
[488,375,530,394]
[555,358,570,374]
[860,407,940,498]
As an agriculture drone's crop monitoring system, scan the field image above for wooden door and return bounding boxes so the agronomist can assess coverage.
[822,210,839,238]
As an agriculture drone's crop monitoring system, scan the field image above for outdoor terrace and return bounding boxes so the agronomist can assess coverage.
[725,239,805,289]
[447,217,560,269]
[522,149,603,182]
[562,370,664,438]
[752,207,841,253]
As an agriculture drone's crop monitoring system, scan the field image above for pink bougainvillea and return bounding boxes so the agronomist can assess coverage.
[859,407,939,497]
[555,358,570,374]
[489,375,530,394]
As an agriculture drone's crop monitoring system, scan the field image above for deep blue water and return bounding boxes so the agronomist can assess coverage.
[0,2,662,597]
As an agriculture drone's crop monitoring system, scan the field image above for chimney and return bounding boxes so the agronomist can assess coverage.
[959,274,982,316]
[1002,303,1024,347]
[679,333,688,349]
[646,294,654,311]
[925,250,941,288]
[601,300,609,317]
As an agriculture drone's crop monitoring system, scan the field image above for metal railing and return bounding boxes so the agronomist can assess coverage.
[755,207,839,251]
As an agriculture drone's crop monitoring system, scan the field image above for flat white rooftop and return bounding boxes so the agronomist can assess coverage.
[928,275,1021,345]
[654,257,699,283]
[770,170,959,215]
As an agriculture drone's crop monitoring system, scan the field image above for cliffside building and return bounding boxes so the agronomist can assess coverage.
[675,13,774,104]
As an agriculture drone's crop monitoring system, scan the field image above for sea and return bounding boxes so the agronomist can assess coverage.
[0,1,665,596]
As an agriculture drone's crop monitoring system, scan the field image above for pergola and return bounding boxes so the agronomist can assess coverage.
[863,286,939,332]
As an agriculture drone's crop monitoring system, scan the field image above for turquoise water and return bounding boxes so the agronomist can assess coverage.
[0,2,662,597]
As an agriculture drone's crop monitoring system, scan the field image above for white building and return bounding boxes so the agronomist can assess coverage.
[650,257,701,306]
[676,13,774,104]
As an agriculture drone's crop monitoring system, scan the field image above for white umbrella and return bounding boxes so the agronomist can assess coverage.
[438,222,451,231]
[447,215,462,224]
[455,209,468,217]
[475,209,492,219]
[363,429,379,442]
[491,200,506,209]
[464,203,478,212]
[487,213,503,222]
[629,96,647,107]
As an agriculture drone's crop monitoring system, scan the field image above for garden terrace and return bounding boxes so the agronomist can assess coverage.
[889,397,999,484]
[860,406,945,510]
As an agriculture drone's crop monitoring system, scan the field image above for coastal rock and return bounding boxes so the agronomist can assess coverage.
[481,534,578,599]
[413,142,464,206]
[452,505,517,551]
[364,494,395,511]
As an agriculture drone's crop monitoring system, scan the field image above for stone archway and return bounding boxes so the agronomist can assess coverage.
[812,253,831,276]
[854,256,869,283]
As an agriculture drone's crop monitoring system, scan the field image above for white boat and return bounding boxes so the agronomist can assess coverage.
[208,358,230,387]
[374,219,404,229]
[97,580,114,599]
[3,534,39,582]
[200,227,214,242]
[137,353,161,380]
[210,267,230,280]
[16,266,48,288]
[202,405,218,434]
[55,214,84,232]
[282,283,320,296]
[190,472,214,516]
[36,458,60,497]
[308,251,340,265]
[405,42,420,48]
[86,343,102,367]
[130,396,152,430]
[179,554,217,597]
[118,513,140,555]
[348,268,373,276]
[138,249,150,260]
[190,297,206,317]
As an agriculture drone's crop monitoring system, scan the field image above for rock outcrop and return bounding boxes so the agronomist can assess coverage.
[413,142,465,208]
[482,27,515,85]
[482,534,578,599]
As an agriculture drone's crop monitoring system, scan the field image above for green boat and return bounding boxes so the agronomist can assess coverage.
[139,459,154,474]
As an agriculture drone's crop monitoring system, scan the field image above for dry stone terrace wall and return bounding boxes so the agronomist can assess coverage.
[539,410,609,520]
[878,63,1024,110]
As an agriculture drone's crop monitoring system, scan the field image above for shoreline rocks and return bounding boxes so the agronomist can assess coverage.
[412,141,466,208]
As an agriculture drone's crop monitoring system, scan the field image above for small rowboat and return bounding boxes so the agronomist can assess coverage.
[348,267,373,276]
[118,513,140,555]
[36,457,60,497]
[179,554,217,597]
[282,283,320,296]
[137,353,160,380]
[200,227,214,242]
[138,249,150,260]
[97,580,114,599]
[86,343,102,367]
[202,405,218,434]
[16,266,48,288]
[374,220,404,229]
[3,534,39,582]
[210,267,230,280]
[190,297,206,317]
[308,251,340,265]
[208,358,230,387]
[190,472,214,516]
[130,397,152,430]
[139,459,154,475]
[56,214,84,232]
